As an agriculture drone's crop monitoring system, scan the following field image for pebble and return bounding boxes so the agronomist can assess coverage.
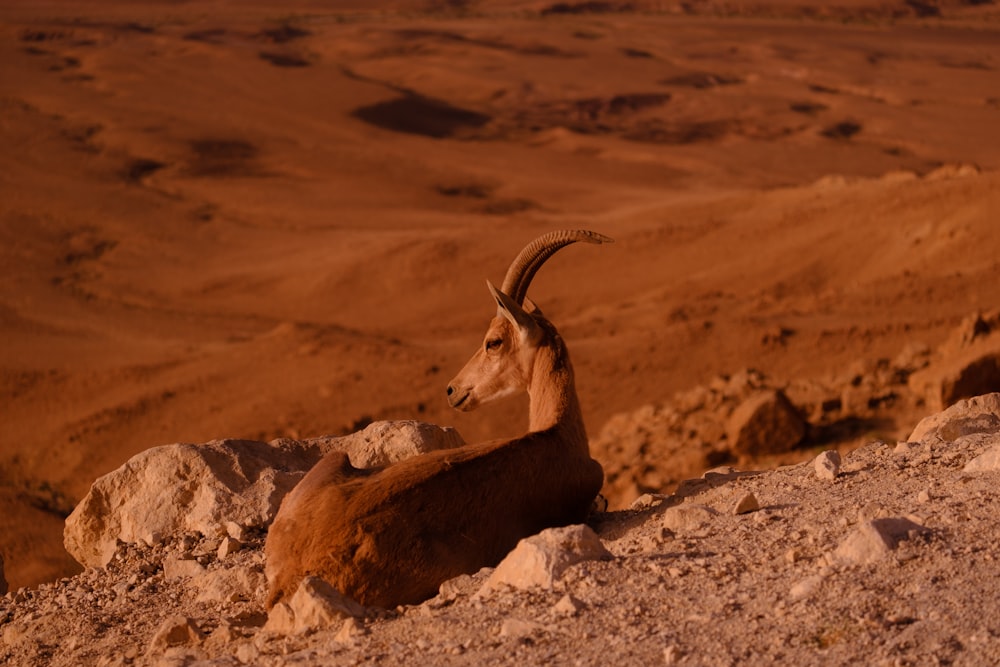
[335,617,365,645]
[662,504,719,532]
[832,517,930,566]
[217,537,242,560]
[162,558,206,581]
[814,450,841,481]
[499,618,543,641]
[732,492,760,515]
[225,522,247,541]
[553,594,584,616]
[631,494,669,510]
[789,575,823,601]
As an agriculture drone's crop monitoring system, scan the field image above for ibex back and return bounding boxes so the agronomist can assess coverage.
[264,230,611,609]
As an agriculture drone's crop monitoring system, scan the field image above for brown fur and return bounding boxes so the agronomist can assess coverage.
[264,290,604,609]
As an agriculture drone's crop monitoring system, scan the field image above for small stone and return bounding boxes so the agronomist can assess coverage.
[217,536,242,560]
[789,575,823,601]
[732,492,760,515]
[662,504,719,532]
[235,642,259,664]
[224,522,246,541]
[814,450,841,481]
[142,532,164,548]
[193,567,265,604]
[664,644,682,665]
[591,494,609,512]
[479,525,611,595]
[163,558,206,581]
[917,489,932,503]
[438,573,473,602]
[832,517,930,566]
[630,494,669,510]
[500,618,542,641]
[264,576,366,635]
[964,444,1000,472]
[335,617,365,644]
[147,615,203,655]
[553,594,584,616]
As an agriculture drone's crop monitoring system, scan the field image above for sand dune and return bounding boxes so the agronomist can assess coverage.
[1,0,999,589]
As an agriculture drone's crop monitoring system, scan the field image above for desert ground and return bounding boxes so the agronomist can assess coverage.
[1,0,999,600]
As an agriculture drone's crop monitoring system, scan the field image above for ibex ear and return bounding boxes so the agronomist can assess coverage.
[487,281,541,341]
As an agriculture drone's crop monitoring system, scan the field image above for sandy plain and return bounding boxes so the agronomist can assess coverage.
[1,0,999,592]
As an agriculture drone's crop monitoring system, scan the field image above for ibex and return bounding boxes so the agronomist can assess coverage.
[264,229,611,609]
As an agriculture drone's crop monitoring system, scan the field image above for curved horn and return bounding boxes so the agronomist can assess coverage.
[500,229,613,305]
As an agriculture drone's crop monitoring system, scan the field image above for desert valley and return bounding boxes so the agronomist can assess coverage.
[1,1,1000,664]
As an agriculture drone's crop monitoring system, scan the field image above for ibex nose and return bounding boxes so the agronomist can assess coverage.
[446,384,471,410]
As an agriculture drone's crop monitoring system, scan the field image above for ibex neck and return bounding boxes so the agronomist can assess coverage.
[526,341,587,446]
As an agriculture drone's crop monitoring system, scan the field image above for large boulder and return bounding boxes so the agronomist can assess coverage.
[727,389,805,457]
[64,421,464,568]
[909,313,1000,412]
[907,393,1000,443]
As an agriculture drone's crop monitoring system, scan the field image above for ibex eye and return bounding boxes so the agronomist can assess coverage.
[485,338,502,351]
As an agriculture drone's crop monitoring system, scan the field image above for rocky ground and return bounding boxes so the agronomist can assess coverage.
[3,394,1000,666]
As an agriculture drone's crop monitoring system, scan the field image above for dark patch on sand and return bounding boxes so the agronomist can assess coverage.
[352,95,491,139]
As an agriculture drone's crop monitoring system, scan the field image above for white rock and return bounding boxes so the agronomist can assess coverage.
[64,422,463,569]
[315,420,465,468]
[964,444,1000,472]
[908,392,1000,442]
[832,517,930,566]
[64,439,320,568]
[662,504,719,532]
[732,492,760,515]
[264,576,365,635]
[217,536,242,560]
[479,525,611,595]
[814,450,841,481]
[224,522,246,541]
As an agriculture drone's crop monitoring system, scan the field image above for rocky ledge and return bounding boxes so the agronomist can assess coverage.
[2,395,1000,665]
